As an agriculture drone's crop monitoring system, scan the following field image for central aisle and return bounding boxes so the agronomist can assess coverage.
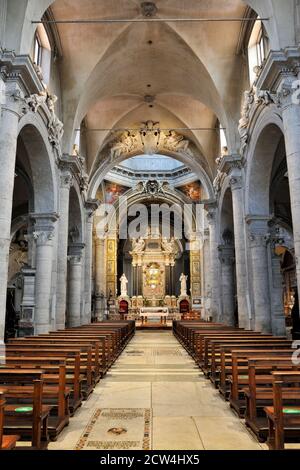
[49,331,264,451]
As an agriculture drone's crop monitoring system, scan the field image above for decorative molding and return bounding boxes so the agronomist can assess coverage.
[60,172,73,190]
[108,121,194,162]
[85,199,100,218]
[141,2,158,17]
[30,212,59,245]
[137,179,169,197]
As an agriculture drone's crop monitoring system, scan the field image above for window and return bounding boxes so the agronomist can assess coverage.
[219,123,228,156]
[248,18,269,85]
[33,34,42,67]
[32,24,52,86]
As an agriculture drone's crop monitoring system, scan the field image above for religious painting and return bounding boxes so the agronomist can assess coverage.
[176,180,202,202]
[104,181,130,205]
[192,282,201,297]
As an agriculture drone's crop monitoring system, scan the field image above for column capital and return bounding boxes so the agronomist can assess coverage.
[204,201,217,225]
[218,154,244,175]
[229,175,243,191]
[68,242,85,261]
[246,215,271,248]
[218,245,235,265]
[60,171,73,190]
[30,213,59,244]
[85,199,100,218]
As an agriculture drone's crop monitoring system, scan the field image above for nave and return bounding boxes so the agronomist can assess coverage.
[48,331,264,451]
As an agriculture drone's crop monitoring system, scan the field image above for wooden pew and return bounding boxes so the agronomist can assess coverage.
[229,350,294,417]
[0,357,69,439]
[243,359,300,442]
[219,346,293,398]
[8,338,94,399]
[265,371,300,450]
[0,370,51,449]
[0,392,19,451]
[2,346,82,413]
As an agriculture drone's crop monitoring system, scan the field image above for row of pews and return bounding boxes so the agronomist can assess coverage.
[173,320,300,450]
[0,320,135,450]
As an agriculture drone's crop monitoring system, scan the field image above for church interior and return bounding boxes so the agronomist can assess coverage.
[1,0,300,453]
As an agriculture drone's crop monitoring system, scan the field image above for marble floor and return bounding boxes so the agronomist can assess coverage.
[48,330,272,451]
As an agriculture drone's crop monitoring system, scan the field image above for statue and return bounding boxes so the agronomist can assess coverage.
[238,90,254,156]
[110,132,138,161]
[120,274,128,297]
[163,130,193,156]
[180,273,188,296]
[161,237,176,254]
[131,237,145,253]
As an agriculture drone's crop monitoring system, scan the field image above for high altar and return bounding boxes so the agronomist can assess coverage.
[129,233,179,310]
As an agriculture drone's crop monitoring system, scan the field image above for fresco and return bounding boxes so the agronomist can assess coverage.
[104,181,130,205]
[176,180,202,202]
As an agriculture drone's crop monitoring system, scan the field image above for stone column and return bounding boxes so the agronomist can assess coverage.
[229,173,250,329]
[247,217,272,333]
[0,84,23,340]
[218,245,235,326]
[95,237,106,320]
[205,204,220,322]
[32,213,58,335]
[279,76,300,315]
[55,171,73,330]
[219,155,249,328]
[67,243,85,328]
[84,200,99,324]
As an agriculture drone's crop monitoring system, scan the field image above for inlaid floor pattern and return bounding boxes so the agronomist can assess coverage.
[49,331,269,450]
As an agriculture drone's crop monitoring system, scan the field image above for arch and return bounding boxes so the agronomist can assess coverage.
[18,113,58,214]
[245,108,284,217]
[89,150,214,202]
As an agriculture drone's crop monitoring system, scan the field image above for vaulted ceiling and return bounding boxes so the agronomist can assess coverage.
[48,0,250,177]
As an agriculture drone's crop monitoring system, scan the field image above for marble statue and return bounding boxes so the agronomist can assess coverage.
[120,274,128,297]
[163,130,193,156]
[180,273,188,296]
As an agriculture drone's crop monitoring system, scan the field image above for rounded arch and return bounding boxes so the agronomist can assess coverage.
[18,113,58,214]
[245,108,284,216]
[89,150,214,202]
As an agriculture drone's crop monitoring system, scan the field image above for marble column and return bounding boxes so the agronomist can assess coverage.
[32,213,58,335]
[218,245,235,327]
[67,243,85,328]
[205,204,220,322]
[0,84,23,340]
[247,217,272,333]
[229,174,249,329]
[84,200,99,325]
[95,237,106,320]
[279,77,300,315]
[55,171,73,330]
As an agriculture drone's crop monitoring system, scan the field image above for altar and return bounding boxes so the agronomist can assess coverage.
[139,307,169,325]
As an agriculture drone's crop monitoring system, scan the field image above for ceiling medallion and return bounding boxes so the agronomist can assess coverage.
[141,2,158,18]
